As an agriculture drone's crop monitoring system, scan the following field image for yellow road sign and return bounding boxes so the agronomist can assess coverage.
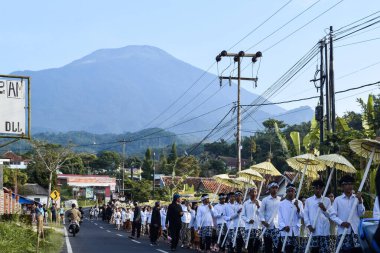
[50,190,60,200]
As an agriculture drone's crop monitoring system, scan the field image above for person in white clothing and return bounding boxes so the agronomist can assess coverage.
[304,179,331,253]
[114,207,122,230]
[225,191,245,253]
[196,194,214,253]
[329,175,365,253]
[160,206,168,240]
[241,186,262,253]
[213,193,227,251]
[374,197,380,219]
[180,200,192,248]
[278,183,304,253]
[259,181,281,253]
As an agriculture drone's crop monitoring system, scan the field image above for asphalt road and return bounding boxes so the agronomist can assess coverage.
[61,212,193,253]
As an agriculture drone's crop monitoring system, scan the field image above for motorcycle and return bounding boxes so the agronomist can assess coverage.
[68,220,80,237]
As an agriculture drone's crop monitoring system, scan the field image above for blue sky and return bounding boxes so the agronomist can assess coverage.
[1,0,379,117]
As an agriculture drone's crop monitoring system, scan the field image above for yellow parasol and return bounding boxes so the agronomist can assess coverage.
[237,168,265,182]
[250,160,281,176]
[305,154,356,252]
[282,154,326,252]
[336,138,380,253]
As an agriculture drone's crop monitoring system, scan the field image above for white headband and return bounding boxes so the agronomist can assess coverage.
[201,196,209,201]
[268,182,279,189]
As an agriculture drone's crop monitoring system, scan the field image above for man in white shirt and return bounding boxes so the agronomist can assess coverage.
[180,200,192,248]
[329,175,365,253]
[196,194,214,253]
[222,192,237,251]
[242,186,261,253]
[259,181,281,253]
[278,183,304,253]
[213,193,227,251]
[227,190,245,253]
[304,179,331,253]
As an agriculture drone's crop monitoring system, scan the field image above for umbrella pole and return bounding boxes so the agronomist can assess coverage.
[304,166,335,253]
[259,171,300,239]
[281,164,308,253]
[217,221,226,245]
[335,148,375,253]
[220,182,242,247]
[245,180,263,249]
[232,187,249,248]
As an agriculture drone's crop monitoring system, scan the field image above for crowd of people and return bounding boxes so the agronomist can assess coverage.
[90,175,379,253]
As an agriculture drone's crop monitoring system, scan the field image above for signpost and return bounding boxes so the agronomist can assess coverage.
[0,74,31,139]
[50,190,60,201]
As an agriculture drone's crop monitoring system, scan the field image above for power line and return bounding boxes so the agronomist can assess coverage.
[228,0,294,51]
[144,1,295,129]
[245,0,321,51]
[263,0,344,52]
[335,36,380,48]
[336,60,380,80]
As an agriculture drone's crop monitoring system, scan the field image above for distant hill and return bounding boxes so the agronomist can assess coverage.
[12,45,313,136]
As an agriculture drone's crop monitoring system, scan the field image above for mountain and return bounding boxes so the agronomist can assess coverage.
[12,45,313,136]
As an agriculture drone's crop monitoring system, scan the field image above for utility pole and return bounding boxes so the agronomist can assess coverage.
[153,152,156,198]
[329,26,336,133]
[121,139,126,194]
[328,26,338,195]
[216,50,262,172]
[310,41,326,154]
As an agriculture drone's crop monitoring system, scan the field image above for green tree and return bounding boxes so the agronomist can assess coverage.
[262,119,287,131]
[93,151,121,174]
[200,159,227,177]
[3,167,28,190]
[29,141,72,208]
[142,148,153,179]
[175,155,200,177]
[167,143,178,165]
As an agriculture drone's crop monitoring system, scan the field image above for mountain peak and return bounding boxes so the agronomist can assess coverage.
[70,45,173,66]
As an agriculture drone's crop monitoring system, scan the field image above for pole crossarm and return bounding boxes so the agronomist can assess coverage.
[219,77,258,81]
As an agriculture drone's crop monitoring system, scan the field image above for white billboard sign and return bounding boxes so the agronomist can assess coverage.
[0,79,26,136]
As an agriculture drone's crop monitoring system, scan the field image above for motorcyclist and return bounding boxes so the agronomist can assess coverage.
[67,203,82,224]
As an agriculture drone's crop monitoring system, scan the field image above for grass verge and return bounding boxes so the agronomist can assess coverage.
[0,221,64,253]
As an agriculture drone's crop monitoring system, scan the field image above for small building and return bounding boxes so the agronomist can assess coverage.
[217,156,250,171]
[57,174,116,202]
[1,151,29,169]
[19,183,49,205]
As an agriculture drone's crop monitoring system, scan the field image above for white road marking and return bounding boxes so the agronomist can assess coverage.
[64,226,73,253]
[99,226,104,229]
[94,223,98,225]
[106,230,111,233]
[131,239,141,244]
[116,234,123,237]
[156,250,168,253]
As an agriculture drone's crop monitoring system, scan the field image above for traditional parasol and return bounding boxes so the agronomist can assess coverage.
[249,160,281,198]
[281,153,326,252]
[304,154,356,253]
[335,138,380,253]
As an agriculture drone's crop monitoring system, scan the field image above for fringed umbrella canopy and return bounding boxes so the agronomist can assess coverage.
[286,153,326,172]
[234,177,257,188]
[317,154,357,173]
[249,160,281,176]
[349,138,380,163]
[237,168,264,182]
